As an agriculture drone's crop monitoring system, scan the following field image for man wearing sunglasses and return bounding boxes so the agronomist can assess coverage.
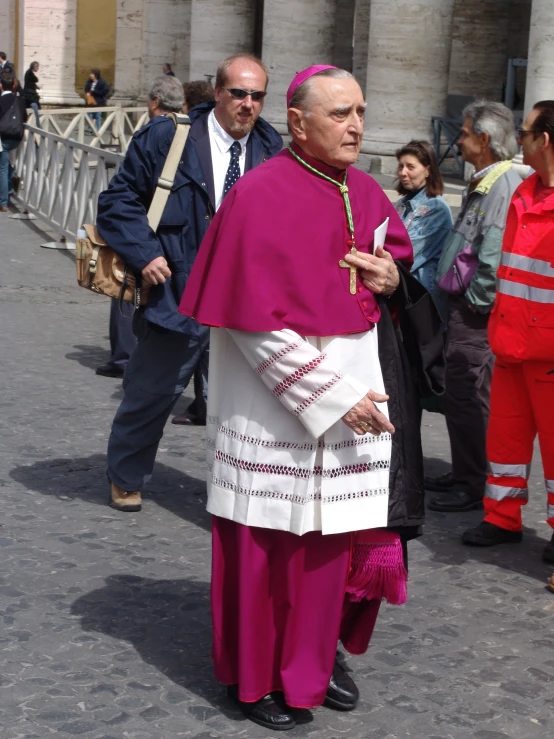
[462,101,554,570]
[96,56,282,513]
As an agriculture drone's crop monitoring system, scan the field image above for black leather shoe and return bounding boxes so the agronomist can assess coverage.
[171,413,206,426]
[542,532,554,563]
[462,521,523,547]
[424,470,454,492]
[227,686,296,731]
[428,490,483,512]
[324,661,359,711]
[96,364,125,378]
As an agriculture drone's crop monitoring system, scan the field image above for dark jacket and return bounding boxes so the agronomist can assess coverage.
[0,60,14,76]
[378,298,425,540]
[23,68,40,106]
[96,102,283,335]
[85,77,109,107]
[0,92,28,141]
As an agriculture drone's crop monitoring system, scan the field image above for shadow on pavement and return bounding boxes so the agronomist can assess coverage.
[70,574,315,726]
[421,508,551,586]
[9,453,210,532]
[65,343,111,371]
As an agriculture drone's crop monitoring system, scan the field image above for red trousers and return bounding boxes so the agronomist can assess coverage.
[484,359,554,532]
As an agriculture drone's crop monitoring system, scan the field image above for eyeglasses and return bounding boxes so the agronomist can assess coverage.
[517,127,538,139]
[224,88,267,101]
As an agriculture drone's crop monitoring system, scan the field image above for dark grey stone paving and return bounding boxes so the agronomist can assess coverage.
[1,208,553,739]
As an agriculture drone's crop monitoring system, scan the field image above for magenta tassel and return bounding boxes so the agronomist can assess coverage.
[346,530,407,605]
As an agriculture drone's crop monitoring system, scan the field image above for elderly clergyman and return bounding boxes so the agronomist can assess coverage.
[180,66,416,730]
[427,101,521,515]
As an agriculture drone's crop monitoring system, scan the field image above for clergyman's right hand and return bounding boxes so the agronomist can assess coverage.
[342,390,395,436]
[141,256,172,286]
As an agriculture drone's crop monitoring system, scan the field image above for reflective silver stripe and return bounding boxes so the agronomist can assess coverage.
[501,252,554,279]
[547,504,554,520]
[486,483,528,501]
[497,279,554,304]
[546,479,554,494]
[488,462,530,478]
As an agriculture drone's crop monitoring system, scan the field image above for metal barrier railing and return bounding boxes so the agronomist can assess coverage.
[36,106,149,154]
[12,122,124,242]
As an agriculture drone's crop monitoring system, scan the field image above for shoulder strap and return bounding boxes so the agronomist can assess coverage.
[147,113,190,232]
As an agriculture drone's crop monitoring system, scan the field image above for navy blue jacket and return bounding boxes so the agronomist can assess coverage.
[85,77,109,107]
[96,102,283,334]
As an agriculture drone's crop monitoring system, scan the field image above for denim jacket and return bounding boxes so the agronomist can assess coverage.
[395,189,453,320]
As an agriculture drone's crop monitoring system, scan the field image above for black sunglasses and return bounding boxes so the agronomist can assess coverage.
[224,87,267,101]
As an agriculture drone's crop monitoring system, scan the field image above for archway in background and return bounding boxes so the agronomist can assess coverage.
[76,0,116,97]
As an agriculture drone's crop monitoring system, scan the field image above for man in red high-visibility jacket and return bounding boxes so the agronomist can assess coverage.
[462,100,554,571]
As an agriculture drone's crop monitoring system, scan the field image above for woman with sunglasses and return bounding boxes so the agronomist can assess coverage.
[394,140,453,321]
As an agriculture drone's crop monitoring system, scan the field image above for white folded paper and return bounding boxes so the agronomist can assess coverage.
[373,217,389,255]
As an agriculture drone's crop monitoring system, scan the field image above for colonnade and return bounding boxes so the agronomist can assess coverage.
[2,0,553,171]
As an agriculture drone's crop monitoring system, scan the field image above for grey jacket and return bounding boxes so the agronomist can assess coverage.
[436,162,522,313]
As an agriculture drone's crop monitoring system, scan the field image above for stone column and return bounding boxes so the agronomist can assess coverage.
[352,0,371,93]
[362,0,456,173]
[141,0,192,93]
[188,0,256,82]
[20,0,82,105]
[113,0,144,103]
[332,0,355,71]
[0,0,17,64]
[262,0,337,129]
[448,0,509,101]
[524,0,554,115]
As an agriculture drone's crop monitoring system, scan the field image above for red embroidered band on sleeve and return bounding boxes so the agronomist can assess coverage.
[256,339,304,376]
[292,373,343,416]
[272,353,327,397]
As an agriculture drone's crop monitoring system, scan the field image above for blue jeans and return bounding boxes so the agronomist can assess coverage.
[88,111,102,130]
[108,298,137,371]
[0,138,19,207]
[107,314,210,490]
[30,102,40,127]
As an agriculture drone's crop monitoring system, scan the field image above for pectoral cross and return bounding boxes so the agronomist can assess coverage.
[339,245,358,295]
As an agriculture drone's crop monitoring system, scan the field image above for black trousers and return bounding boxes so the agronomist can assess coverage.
[442,296,494,499]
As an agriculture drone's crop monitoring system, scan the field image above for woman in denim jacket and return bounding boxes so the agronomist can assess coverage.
[394,140,453,322]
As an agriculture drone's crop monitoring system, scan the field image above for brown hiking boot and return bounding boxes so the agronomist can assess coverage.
[548,574,554,594]
[110,482,142,512]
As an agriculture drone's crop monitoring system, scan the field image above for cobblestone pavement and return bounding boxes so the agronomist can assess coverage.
[1,209,553,739]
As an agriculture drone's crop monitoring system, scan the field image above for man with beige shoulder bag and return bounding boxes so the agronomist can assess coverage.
[95,60,282,512]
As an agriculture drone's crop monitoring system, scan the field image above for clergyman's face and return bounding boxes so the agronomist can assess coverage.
[292,76,366,169]
[214,59,267,140]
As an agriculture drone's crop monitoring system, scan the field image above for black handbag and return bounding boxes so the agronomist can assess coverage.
[393,261,446,398]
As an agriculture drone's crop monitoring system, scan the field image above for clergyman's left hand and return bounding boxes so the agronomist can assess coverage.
[344,245,400,296]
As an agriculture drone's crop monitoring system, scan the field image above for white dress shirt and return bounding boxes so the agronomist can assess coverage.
[208,109,250,211]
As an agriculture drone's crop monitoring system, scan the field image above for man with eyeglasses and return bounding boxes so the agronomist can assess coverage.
[96,56,282,513]
[428,101,521,515]
[461,101,554,569]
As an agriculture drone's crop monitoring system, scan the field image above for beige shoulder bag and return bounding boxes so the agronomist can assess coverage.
[76,113,190,308]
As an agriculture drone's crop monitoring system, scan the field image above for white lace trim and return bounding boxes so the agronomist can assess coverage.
[214,449,389,479]
[292,373,344,416]
[208,423,392,451]
[256,340,304,376]
[212,476,388,505]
